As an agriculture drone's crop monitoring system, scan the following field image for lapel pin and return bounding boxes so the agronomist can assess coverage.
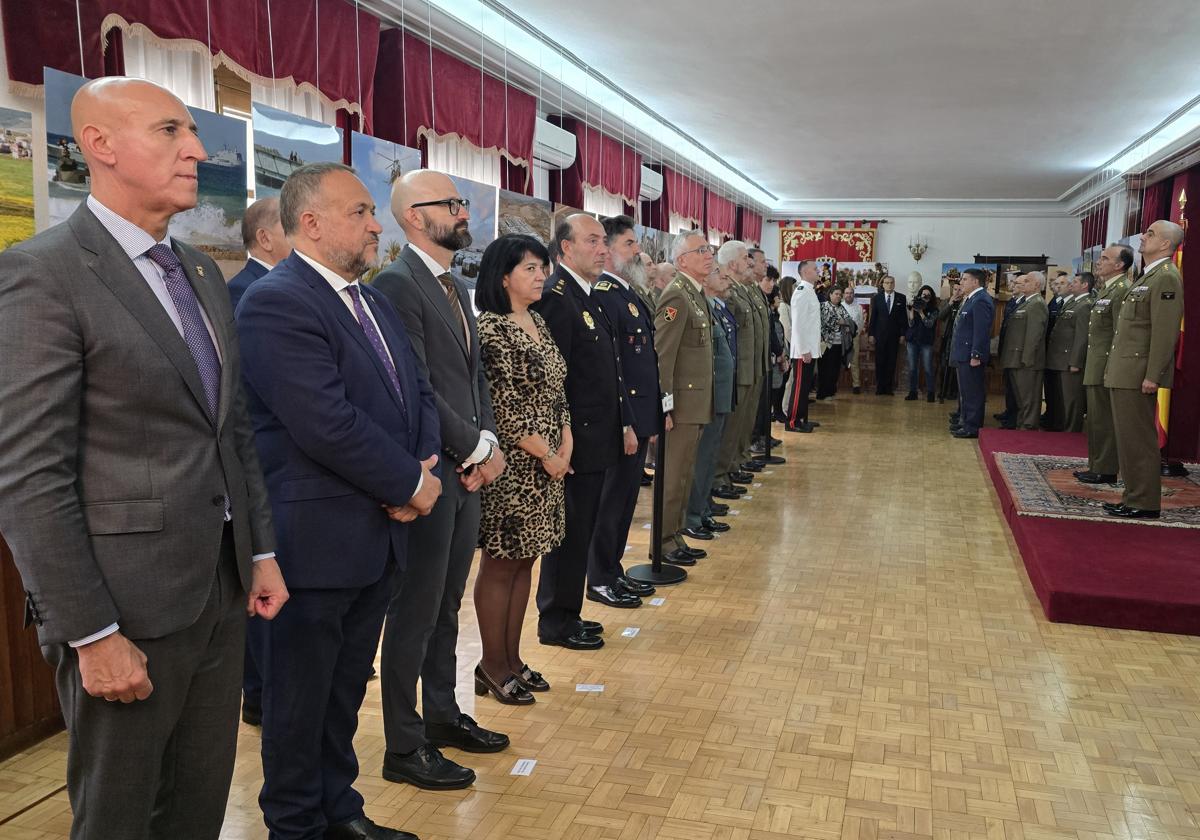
[196,265,205,277]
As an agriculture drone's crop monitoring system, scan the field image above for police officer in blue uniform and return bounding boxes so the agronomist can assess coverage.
[949,268,995,438]
[585,215,661,608]
[533,214,636,649]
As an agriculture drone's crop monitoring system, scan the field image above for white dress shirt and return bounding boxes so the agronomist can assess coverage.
[561,263,593,295]
[249,255,273,272]
[789,280,822,359]
[841,299,863,334]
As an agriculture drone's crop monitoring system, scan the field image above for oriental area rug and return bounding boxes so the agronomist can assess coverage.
[993,451,1200,529]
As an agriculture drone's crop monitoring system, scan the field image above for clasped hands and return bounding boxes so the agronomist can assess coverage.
[384,454,443,522]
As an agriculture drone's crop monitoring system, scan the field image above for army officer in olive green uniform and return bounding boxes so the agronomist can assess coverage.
[1045,272,1094,432]
[1075,245,1132,483]
[999,273,1048,430]
[654,232,716,563]
[1103,221,1185,519]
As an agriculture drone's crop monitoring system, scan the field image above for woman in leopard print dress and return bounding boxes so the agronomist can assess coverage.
[473,234,572,704]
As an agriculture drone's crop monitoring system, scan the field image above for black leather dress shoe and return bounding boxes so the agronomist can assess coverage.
[1106,505,1159,519]
[579,620,604,635]
[662,548,697,566]
[641,471,654,486]
[1103,501,1126,512]
[617,575,655,596]
[540,632,604,650]
[515,663,550,692]
[708,501,730,515]
[951,429,978,438]
[701,516,730,532]
[992,412,1009,422]
[382,743,475,790]
[325,815,418,840]
[241,703,262,727]
[786,422,815,433]
[587,585,642,608]
[999,423,1017,430]
[730,471,754,484]
[741,461,764,472]
[426,713,509,754]
[676,541,707,558]
[680,526,714,540]
[711,486,742,500]
[1075,472,1118,484]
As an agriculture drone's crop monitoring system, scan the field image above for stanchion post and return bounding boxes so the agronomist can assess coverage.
[626,402,686,586]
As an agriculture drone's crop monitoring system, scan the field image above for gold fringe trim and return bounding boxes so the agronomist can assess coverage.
[416,126,530,172]
[7,80,44,100]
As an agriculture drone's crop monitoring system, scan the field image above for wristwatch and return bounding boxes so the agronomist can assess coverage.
[479,442,495,465]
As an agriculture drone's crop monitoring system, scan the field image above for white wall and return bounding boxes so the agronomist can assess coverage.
[760,214,1081,288]
[0,4,49,231]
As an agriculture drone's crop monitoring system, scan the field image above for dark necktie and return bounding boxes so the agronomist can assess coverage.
[438,272,469,349]
[346,285,406,413]
[145,244,221,420]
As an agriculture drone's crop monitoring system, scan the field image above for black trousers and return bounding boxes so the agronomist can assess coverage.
[260,559,397,840]
[538,469,605,640]
[587,437,648,588]
[875,338,900,393]
[1043,370,1062,430]
[381,475,480,754]
[816,345,842,398]
[956,362,987,433]
[787,359,814,425]
[46,526,244,840]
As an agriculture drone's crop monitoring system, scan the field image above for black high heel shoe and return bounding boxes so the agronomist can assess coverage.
[474,665,534,705]
[514,663,550,692]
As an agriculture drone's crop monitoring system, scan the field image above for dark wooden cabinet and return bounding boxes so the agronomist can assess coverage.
[0,533,63,759]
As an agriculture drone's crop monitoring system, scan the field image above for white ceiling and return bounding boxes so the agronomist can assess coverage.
[500,0,1200,206]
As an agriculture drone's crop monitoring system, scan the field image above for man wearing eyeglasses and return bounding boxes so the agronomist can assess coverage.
[654,232,716,564]
[371,170,510,793]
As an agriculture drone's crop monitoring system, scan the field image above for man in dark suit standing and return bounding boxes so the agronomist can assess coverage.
[534,214,635,649]
[949,268,995,438]
[0,78,288,840]
[868,275,907,394]
[238,162,439,840]
[588,215,660,607]
[227,196,291,310]
[371,170,509,791]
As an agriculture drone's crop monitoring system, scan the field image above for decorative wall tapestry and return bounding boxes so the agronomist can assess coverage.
[778,219,878,265]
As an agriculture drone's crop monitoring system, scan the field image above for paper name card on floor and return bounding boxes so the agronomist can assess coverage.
[576,684,605,692]
[729,510,740,516]
[510,759,537,776]
[753,482,763,487]
[649,597,666,606]
[742,495,753,500]
[621,627,640,637]
[641,523,651,529]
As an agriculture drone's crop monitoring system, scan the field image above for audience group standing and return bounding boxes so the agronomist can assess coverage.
[0,77,1187,840]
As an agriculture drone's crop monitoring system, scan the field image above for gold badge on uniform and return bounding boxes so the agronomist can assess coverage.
[627,302,639,318]
[583,311,596,329]
[664,306,678,322]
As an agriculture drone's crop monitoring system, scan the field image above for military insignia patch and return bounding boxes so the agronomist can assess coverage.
[664,306,678,322]
[1162,291,1176,300]
[583,311,596,329]
[627,302,639,317]
[595,280,611,291]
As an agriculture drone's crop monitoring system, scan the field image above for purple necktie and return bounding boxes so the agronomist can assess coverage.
[145,244,221,420]
[346,285,406,413]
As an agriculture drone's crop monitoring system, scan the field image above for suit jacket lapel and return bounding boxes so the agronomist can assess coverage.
[402,248,469,361]
[70,208,212,423]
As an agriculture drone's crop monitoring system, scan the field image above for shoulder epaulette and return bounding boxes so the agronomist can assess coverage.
[551,278,566,295]
[594,280,612,291]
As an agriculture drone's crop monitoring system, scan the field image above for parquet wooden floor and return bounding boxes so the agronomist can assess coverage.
[3,395,1199,840]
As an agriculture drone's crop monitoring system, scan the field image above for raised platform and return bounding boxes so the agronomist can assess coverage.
[979,428,1200,635]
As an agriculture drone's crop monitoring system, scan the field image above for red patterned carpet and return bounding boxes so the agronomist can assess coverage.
[979,428,1200,635]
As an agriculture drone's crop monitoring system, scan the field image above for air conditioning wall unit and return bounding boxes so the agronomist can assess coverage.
[533,118,576,170]
[638,166,663,202]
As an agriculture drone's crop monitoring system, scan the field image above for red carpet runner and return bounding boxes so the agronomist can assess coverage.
[979,428,1200,635]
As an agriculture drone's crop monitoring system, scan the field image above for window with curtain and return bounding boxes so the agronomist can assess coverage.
[670,213,697,235]
[250,81,338,125]
[423,132,502,188]
[706,229,722,247]
[582,184,624,218]
[122,31,216,111]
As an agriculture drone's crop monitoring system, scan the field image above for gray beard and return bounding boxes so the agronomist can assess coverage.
[615,255,647,288]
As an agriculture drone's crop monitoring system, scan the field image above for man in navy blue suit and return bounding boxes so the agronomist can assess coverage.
[949,268,995,439]
[238,163,440,840]
[226,196,290,311]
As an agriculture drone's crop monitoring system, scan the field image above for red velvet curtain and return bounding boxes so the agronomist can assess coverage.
[737,207,763,246]
[1140,179,1173,233]
[1165,168,1197,460]
[778,220,879,262]
[659,166,704,228]
[704,192,736,238]
[1080,202,1109,251]
[2,0,379,129]
[372,29,536,193]
[545,117,641,209]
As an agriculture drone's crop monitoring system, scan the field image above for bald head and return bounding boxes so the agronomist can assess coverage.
[71,76,207,238]
[1141,219,1185,264]
[390,169,472,259]
[242,197,290,266]
[655,261,674,290]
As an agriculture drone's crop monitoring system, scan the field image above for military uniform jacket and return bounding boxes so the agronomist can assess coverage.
[593,272,661,438]
[710,297,737,414]
[950,289,994,364]
[1046,295,1093,372]
[745,282,771,378]
[727,282,757,391]
[999,295,1048,370]
[654,272,715,425]
[533,266,633,473]
[1104,260,1184,390]
[1083,273,1130,386]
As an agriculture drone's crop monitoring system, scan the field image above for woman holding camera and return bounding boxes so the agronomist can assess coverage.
[905,284,939,402]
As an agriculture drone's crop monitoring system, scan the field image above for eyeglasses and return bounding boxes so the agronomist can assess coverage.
[679,245,714,257]
[410,197,471,216]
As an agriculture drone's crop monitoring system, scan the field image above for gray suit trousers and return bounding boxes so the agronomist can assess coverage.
[44,533,244,840]
[381,475,480,753]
